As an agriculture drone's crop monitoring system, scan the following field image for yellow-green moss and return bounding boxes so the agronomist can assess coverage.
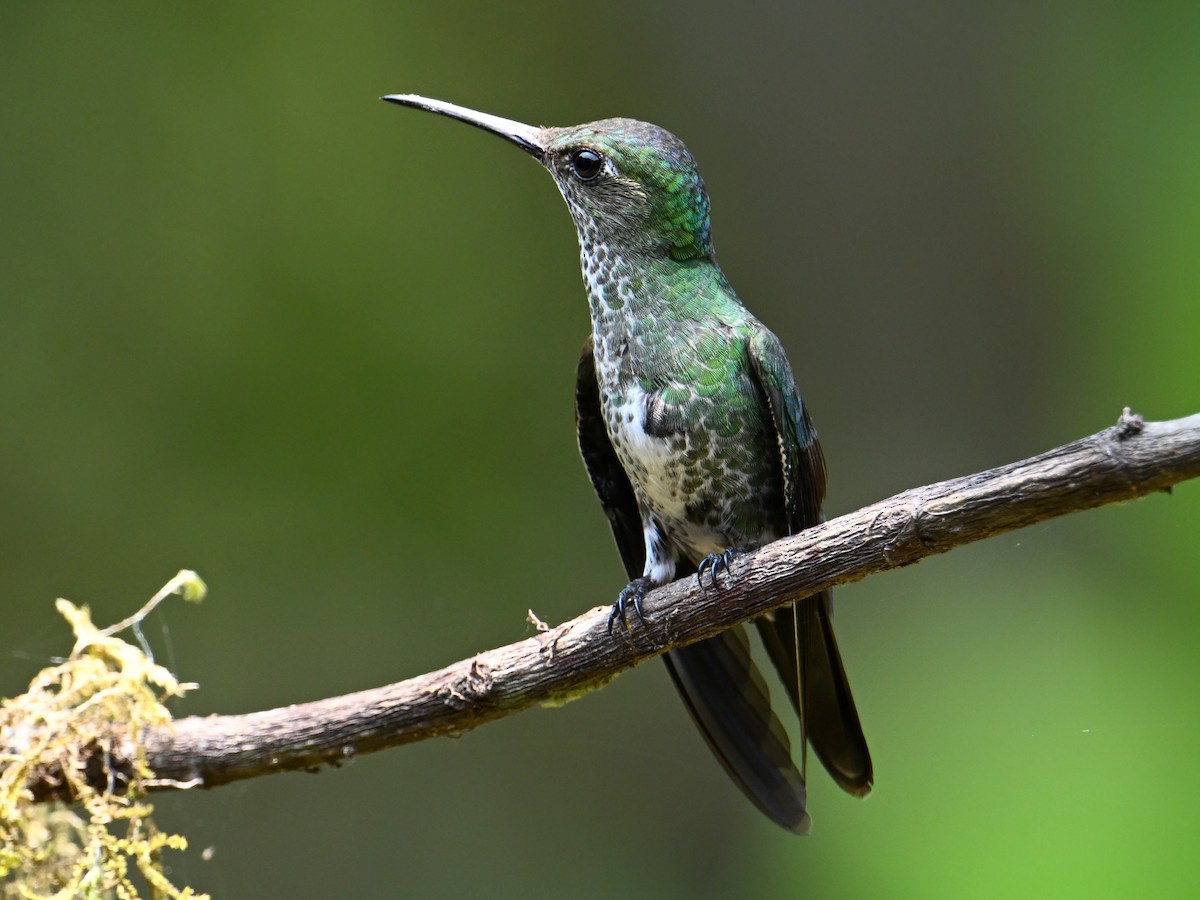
[1,571,207,899]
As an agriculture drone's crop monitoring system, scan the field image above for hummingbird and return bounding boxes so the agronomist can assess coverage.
[382,94,872,834]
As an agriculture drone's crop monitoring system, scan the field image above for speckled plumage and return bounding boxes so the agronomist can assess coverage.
[537,120,798,580]
[385,95,871,834]
[585,254,789,573]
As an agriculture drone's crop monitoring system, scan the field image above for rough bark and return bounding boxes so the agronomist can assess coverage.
[21,410,1200,801]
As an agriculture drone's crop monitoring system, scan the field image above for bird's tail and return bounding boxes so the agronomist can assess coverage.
[757,591,873,797]
[663,626,812,834]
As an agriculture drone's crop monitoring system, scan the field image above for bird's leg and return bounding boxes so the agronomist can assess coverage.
[608,516,677,635]
[608,576,652,635]
[696,547,745,588]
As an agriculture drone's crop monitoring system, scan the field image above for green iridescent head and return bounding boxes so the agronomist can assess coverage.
[383,95,714,262]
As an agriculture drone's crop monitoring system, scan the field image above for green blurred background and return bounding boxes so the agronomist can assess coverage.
[2,3,1198,898]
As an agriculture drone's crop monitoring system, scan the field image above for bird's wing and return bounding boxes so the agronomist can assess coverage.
[746,328,873,797]
[575,336,812,833]
[575,337,644,576]
[744,328,826,534]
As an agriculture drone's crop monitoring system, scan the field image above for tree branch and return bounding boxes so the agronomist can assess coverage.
[23,410,1200,801]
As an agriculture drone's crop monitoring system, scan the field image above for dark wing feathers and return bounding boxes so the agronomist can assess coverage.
[575,337,812,833]
[745,329,825,534]
[755,597,873,797]
[575,338,643,575]
[747,330,874,798]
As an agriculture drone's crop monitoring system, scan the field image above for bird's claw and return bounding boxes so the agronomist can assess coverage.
[608,577,651,635]
[696,548,744,588]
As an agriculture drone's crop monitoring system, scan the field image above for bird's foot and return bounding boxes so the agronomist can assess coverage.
[608,576,651,635]
[696,547,745,588]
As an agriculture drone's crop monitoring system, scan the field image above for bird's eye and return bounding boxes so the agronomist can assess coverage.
[570,148,604,181]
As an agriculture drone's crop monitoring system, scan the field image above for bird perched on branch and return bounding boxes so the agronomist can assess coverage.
[385,94,872,833]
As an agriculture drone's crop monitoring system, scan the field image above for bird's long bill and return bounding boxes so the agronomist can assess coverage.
[381,94,546,160]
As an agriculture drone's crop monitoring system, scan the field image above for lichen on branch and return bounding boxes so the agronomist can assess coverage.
[0,571,207,899]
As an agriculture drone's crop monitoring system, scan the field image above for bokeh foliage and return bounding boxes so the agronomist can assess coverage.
[2,3,1197,898]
